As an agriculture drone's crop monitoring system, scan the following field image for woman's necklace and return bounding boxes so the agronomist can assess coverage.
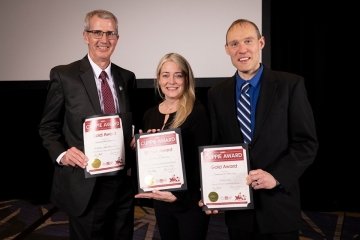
[160,100,178,114]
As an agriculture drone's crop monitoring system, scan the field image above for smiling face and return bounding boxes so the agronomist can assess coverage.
[83,15,118,68]
[158,61,185,101]
[225,22,265,80]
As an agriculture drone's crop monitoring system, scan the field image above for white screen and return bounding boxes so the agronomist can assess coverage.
[0,0,262,80]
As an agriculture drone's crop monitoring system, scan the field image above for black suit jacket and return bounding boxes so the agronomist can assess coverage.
[39,56,136,216]
[207,66,318,233]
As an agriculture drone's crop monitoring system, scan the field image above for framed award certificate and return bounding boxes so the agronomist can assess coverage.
[135,128,187,193]
[83,114,125,178]
[199,144,253,210]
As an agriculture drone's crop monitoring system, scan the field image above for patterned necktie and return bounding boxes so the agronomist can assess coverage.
[99,71,116,114]
[237,82,251,144]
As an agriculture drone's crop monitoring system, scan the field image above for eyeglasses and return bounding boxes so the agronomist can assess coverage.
[86,30,118,40]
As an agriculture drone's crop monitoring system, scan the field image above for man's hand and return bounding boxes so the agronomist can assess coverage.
[61,147,87,168]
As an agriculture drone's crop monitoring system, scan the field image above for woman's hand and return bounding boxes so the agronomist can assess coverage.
[135,190,177,203]
[198,200,219,215]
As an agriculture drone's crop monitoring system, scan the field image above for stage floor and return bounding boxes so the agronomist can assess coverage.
[1,199,359,240]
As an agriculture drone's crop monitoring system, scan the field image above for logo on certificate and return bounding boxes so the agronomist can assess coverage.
[91,158,102,168]
[144,175,155,186]
[208,192,219,202]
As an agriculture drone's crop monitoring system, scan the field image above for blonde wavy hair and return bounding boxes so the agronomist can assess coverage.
[155,53,196,128]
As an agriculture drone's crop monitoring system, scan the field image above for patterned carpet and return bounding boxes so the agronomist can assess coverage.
[0,199,359,240]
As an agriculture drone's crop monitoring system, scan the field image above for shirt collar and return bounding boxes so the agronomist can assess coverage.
[87,54,112,79]
[236,64,264,88]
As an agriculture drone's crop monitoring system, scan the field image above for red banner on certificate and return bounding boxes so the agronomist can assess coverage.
[199,144,253,210]
[135,128,187,193]
[83,115,125,178]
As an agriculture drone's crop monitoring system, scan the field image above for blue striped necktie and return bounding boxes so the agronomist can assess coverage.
[237,82,251,144]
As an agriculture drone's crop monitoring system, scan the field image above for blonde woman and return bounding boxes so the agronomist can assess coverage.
[135,53,210,240]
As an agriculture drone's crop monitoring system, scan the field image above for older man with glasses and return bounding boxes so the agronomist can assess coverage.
[39,9,137,240]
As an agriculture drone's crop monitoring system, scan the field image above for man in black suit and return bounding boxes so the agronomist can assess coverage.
[206,19,318,240]
[39,9,136,240]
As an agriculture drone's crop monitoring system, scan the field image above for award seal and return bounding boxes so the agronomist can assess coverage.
[144,175,155,186]
[208,192,219,202]
[91,158,101,168]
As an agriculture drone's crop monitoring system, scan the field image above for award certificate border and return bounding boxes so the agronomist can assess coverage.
[135,128,187,193]
[83,114,125,178]
[199,144,254,211]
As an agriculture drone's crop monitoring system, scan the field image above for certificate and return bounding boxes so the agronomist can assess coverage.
[135,128,187,192]
[199,144,253,210]
[83,115,125,178]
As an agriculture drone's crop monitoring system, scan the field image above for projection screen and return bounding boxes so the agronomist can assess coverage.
[0,0,263,81]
